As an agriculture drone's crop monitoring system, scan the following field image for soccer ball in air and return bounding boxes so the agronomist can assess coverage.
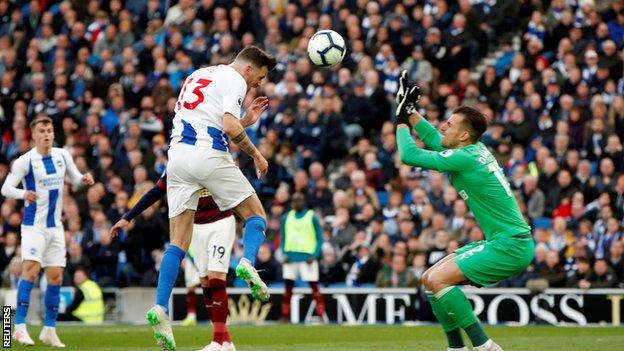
[307,30,346,67]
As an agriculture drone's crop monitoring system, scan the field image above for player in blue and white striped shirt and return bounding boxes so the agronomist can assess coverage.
[1,115,94,347]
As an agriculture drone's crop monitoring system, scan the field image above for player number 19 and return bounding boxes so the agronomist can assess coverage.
[487,162,513,197]
[212,245,226,259]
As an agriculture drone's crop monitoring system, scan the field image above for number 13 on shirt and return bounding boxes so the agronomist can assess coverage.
[176,78,213,111]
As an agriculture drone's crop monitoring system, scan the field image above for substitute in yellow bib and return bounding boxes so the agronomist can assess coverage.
[65,267,104,324]
[280,192,326,322]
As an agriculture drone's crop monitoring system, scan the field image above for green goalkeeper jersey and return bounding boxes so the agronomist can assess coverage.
[396,119,531,240]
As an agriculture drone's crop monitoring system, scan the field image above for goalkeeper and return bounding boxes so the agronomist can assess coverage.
[394,71,534,351]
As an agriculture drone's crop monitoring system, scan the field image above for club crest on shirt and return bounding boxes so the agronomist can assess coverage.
[55,159,63,168]
[439,150,454,157]
[237,96,243,107]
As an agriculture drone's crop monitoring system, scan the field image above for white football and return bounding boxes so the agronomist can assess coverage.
[307,30,346,67]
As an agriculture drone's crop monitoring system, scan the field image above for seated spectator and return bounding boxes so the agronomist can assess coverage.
[375,254,418,288]
[566,257,592,288]
[319,247,346,287]
[537,250,567,287]
[141,249,165,287]
[89,229,120,288]
[344,244,380,287]
[2,256,21,289]
[585,259,619,288]
[0,231,19,272]
[426,230,449,267]
[255,244,281,285]
[608,241,624,287]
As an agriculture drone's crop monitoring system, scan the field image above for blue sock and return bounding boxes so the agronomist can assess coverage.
[242,216,266,266]
[156,244,185,314]
[16,279,34,325]
[44,284,61,327]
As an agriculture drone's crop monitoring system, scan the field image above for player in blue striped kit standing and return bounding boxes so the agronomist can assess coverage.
[1,115,94,347]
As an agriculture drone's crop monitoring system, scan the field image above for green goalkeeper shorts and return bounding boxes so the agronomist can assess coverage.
[454,234,535,287]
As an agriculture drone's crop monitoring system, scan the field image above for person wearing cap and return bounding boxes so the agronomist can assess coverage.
[400,44,433,86]
[342,78,375,143]
[424,26,452,81]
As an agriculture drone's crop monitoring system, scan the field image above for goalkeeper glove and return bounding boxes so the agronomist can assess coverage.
[395,70,421,127]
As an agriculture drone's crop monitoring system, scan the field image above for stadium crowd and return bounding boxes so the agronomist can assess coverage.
[0,0,623,295]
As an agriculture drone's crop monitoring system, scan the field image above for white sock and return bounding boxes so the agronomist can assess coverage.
[186,312,196,318]
[475,339,493,350]
[42,326,55,332]
[448,347,468,351]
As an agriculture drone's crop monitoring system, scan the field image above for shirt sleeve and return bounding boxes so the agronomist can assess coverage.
[0,156,28,199]
[221,72,247,119]
[61,149,83,186]
[122,184,166,221]
[413,118,444,152]
[397,127,473,172]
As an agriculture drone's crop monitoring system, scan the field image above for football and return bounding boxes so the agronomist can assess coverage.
[307,30,346,67]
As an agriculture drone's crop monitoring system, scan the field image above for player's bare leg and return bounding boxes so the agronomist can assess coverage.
[232,195,269,302]
[14,260,39,346]
[148,209,195,351]
[423,256,502,351]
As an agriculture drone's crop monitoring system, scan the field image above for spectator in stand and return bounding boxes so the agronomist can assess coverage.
[538,250,567,287]
[585,259,619,288]
[375,253,418,288]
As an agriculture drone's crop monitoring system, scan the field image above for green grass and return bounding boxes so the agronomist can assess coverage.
[10,324,624,350]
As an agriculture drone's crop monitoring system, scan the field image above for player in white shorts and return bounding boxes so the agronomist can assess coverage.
[110,175,237,351]
[146,46,277,351]
[1,115,94,347]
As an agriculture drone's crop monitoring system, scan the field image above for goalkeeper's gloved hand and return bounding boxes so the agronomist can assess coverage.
[395,70,421,127]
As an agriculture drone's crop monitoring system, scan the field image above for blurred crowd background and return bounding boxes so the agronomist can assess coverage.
[0,0,623,293]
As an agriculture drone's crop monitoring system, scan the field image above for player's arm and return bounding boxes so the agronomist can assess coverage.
[312,215,324,260]
[1,156,34,201]
[411,116,445,152]
[62,149,94,186]
[280,214,289,262]
[223,113,268,177]
[396,126,471,172]
[110,180,166,237]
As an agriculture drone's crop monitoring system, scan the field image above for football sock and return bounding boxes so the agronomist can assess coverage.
[282,280,295,319]
[44,284,61,327]
[426,290,465,349]
[209,279,228,344]
[309,282,326,316]
[16,279,34,325]
[436,286,488,347]
[186,288,197,316]
[156,244,185,314]
[242,216,266,265]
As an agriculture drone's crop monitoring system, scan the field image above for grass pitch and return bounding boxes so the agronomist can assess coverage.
[9,324,623,350]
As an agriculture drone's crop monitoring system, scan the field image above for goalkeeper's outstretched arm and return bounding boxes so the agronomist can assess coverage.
[396,125,470,172]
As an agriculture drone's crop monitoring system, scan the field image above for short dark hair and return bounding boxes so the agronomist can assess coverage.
[235,46,277,71]
[29,115,53,129]
[453,105,487,142]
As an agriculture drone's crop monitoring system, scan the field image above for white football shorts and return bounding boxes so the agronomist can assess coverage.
[191,216,236,276]
[167,143,255,218]
[283,260,319,282]
[21,225,66,267]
